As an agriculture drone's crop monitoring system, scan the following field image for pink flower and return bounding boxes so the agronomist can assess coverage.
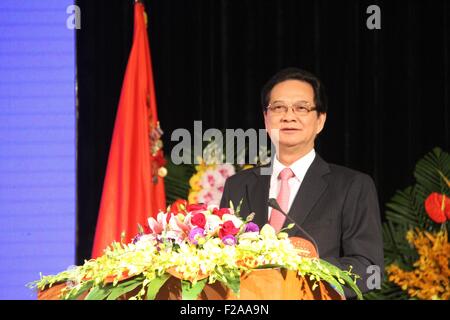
[218,164,235,179]
[200,170,225,189]
[168,215,190,234]
[197,189,221,206]
[147,212,169,234]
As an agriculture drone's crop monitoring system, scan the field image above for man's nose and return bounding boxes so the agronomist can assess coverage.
[281,107,297,121]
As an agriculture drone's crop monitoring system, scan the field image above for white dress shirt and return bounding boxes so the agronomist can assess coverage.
[268,148,316,219]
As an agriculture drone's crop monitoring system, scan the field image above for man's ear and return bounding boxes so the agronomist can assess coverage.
[316,112,327,135]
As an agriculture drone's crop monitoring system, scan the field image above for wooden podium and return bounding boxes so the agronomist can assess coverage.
[156,269,344,300]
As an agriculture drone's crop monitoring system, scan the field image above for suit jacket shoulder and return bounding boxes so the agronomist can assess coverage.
[326,163,378,200]
[328,163,373,182]
[219,165,266,209]
[223,165,260,184]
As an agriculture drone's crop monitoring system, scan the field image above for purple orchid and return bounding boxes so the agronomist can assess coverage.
[221,235,237,246]
[244,222,260,233]
[188,227,205,245]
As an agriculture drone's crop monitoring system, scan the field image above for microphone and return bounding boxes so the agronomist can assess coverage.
[268,198,320,257]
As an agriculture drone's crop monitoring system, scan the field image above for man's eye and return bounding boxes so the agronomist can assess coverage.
[294,106,308,112]
[273,105,285,111]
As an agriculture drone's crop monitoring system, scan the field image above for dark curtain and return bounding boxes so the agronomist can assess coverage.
[76,0,450,264]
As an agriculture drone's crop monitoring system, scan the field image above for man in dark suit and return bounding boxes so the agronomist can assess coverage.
[220,68,384,298]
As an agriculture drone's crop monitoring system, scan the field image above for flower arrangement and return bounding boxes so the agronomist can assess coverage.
[366,147,450,300]
[30,202,362,300]
[386,229,449,299]
[385,186,450,300]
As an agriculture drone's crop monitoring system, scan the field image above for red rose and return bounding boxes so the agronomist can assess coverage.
[213,208,230,219]
[219,220,240,239]
[186,203,208,212]
[191,213,206,229]
[424,192,450,223]
[170,199,187,214]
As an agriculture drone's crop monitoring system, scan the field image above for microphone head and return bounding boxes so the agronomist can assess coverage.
[268,198,283,213]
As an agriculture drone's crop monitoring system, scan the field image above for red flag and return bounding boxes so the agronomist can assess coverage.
[92,2,166,258]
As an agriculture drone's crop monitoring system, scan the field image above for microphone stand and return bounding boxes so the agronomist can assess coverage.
[268,198,320,257]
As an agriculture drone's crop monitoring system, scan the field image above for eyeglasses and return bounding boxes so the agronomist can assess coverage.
[266,101,316,115]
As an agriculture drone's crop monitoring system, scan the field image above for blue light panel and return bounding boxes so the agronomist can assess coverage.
[0,0,76,300]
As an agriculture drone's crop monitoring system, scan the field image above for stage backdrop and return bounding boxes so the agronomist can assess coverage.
[76,0,450,264]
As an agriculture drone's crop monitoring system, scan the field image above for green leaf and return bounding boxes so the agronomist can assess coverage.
[64,281,94,300]
[181,279,208,300]
[317,260,363,300]
[106,279,145,300]
[164,157,195,203]
[146,274,171,300]
[317,272,345,297]
[235,198,244,215]
[84,285,113,300]
[221,272,241,296]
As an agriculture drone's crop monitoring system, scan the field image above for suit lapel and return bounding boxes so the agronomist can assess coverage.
[247,166,271,227]
[287,154,330,226]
